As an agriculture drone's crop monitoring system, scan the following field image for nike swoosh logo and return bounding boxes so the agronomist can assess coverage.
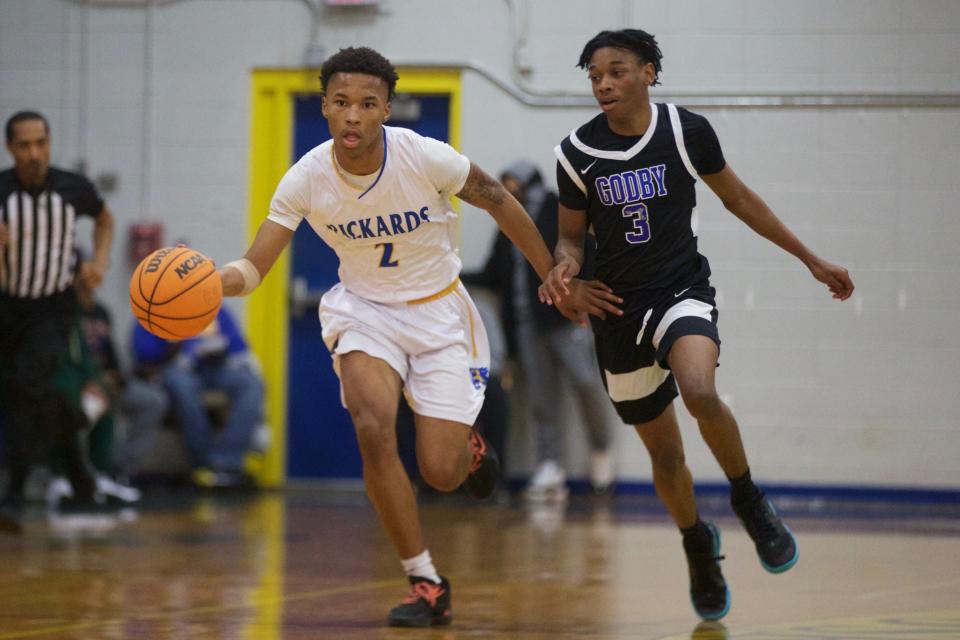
[674,287,691,298]
[580,160,598,175]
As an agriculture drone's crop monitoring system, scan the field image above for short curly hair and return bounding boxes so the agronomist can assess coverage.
[320,47,399,100]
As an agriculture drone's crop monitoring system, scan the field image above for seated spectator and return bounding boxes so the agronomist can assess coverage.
[132,305,264,488]
[115,365,172,482]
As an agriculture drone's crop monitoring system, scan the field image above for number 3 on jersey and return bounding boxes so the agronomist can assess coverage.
[377,242,399,267]
[623,203,651,244]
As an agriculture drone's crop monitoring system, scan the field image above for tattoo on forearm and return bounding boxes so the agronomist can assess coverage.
[457,164,505,208]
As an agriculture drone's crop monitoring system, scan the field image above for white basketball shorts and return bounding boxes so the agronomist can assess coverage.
[318,281,490,426]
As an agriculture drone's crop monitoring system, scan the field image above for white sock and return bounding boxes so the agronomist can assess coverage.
[400,549,441,584]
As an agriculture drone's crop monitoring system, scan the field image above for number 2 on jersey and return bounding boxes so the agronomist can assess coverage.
[377,242,399,267]
[622,203,651,244]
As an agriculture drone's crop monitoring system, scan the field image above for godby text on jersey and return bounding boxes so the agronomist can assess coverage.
[595,163,669,245]
[594,163,668,206]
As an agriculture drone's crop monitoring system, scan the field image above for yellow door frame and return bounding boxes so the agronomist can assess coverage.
[246,67,462,487]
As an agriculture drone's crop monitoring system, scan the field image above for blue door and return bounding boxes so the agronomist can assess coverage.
[286,94,451,479]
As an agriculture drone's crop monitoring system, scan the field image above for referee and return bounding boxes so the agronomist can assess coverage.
[0,111,114,533]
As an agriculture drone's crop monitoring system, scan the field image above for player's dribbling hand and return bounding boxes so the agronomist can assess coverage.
[807,256,854,301]
[217,265,244,297]
[539,258,580,305]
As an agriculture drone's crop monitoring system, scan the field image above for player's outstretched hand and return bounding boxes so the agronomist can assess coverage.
[567,279,623,320]
[807,256,854,301]
[539,258,580,305]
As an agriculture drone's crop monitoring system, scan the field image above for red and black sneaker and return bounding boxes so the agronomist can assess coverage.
[460,429,500,500]
[387,575,452,627]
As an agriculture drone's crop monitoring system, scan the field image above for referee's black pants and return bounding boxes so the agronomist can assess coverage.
[0,289,96,506]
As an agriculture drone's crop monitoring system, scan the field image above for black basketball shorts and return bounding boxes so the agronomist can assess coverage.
[594,281,720,425]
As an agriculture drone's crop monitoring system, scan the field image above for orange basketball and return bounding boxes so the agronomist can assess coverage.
[129,246,222,340]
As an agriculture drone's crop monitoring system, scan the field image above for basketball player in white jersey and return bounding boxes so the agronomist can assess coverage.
[218,47,609,628]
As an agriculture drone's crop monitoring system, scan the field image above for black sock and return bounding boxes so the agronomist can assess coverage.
[728,468,762,506]
[680,518,713,554]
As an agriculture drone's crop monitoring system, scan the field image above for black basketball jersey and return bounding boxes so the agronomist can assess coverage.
[555,103,725,330]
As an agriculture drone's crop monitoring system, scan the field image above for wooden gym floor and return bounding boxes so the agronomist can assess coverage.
[0,488,958,639]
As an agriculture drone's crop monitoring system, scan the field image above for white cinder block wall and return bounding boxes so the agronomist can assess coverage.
[1,0,957,489]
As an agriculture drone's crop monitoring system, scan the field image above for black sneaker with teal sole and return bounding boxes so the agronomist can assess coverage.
[460,430,499,500]
[387,576,452,627]
[733,492,799,573]
[684,522,730,621]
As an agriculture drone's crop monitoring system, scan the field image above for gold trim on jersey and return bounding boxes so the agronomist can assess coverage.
[406,277,460,305]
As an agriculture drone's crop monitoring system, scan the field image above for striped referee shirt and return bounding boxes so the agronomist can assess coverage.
[0,167,104,299]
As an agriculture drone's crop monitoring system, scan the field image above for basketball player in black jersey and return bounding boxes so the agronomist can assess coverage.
[541,30,854,621]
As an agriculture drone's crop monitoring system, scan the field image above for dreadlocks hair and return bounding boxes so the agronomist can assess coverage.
[320,47,399,100]
[577,29,663,86]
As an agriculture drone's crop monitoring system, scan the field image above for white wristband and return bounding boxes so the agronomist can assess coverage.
[224,258,261,296]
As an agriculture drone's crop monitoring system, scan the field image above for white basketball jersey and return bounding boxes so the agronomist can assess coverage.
[268,126,471,303]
